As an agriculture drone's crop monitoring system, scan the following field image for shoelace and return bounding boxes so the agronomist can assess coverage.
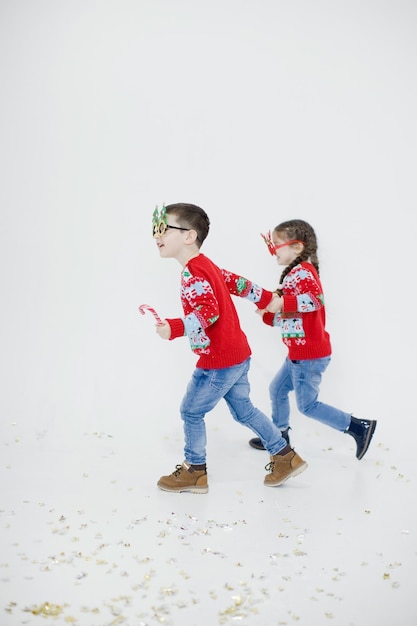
[265,461,274,472]
[172,464,185,476]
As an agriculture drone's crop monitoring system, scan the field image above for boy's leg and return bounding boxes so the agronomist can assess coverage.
[158,365,241,493]
[180,367,239,465]
[224,359,288,456]
[224,359,308,486]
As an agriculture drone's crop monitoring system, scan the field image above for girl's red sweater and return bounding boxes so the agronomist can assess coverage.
[262,261,332,360]
[166,253,274,369]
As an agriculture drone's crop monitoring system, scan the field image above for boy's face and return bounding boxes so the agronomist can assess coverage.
[154,214,190,259]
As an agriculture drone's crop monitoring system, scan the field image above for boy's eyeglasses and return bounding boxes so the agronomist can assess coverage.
[166,224,189,233]
[152,205,189,238]
[152,221,189,237]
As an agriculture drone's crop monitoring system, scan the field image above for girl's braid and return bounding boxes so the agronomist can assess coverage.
[274,219,319,295]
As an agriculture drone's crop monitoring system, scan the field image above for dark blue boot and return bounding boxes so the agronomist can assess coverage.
[249,427,290,450]
[346,416,377,460]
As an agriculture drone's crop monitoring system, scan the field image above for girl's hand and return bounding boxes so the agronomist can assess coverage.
[155,321,171,340]
[266,294,283,314]
[256,308,265,317]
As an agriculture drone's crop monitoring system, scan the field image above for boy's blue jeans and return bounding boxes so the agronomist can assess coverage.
[180,358,287,465]
[269,356,351,432]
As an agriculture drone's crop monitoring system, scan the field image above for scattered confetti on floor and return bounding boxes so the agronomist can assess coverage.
[1,422,416,625]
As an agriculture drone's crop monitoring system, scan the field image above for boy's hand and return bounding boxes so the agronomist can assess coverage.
[155,321,171,340]
[266,293,283,314]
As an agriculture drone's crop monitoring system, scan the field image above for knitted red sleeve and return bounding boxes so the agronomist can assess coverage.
[262,311,275,326]
[165,318,185,340]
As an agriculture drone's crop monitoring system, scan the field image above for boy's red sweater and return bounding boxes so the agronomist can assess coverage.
[262,261,332,360]
[166,253,274,369]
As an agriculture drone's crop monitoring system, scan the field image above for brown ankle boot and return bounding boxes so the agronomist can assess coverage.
[264,449,308,487]
[157,461,208,494]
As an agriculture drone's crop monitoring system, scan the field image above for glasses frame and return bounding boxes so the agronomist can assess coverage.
[261,231,303,256]
[152,204,190,238]
[273,239,303,251]
[152,222,190,238]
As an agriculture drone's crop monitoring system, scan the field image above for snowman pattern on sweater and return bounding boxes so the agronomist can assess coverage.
[273,264,324,340]
[180,265,264,356]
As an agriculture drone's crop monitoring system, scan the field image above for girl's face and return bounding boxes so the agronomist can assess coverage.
[272,232,304,266]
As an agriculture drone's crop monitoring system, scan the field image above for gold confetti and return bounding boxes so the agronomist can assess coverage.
[293,549,307,557]
[161,586,178,596]
[31,602,63,616]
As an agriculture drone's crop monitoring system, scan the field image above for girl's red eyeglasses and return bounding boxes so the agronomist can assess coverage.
[261,231,303,256]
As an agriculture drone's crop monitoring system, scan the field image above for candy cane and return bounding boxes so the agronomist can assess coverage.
[138,304,163,324]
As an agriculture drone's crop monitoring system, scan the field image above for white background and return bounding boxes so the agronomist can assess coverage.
[0,2,416,625]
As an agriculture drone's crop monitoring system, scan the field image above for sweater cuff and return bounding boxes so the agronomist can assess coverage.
[283,295,298,313]
[262,311,275,326]
[166,318,185,340]
[257,289,275,310]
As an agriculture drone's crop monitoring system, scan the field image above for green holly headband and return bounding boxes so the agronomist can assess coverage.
[152,204,167,237]
[152,204,190,238]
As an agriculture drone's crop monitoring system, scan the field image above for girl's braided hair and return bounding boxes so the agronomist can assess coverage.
[275,219,319,295]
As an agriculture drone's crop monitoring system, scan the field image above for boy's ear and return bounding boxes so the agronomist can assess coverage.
[186,229,198,244]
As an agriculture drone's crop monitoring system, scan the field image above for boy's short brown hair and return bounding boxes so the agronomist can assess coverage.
[165,203,210,247]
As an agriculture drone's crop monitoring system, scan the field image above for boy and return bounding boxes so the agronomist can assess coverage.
[151,203,307,492]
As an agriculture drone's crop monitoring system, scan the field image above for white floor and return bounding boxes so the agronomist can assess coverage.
[1,2,417,625]
[2,404,416,626]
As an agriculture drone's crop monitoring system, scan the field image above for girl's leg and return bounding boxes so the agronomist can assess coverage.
[269,357,294,430]
[291,357,351,431]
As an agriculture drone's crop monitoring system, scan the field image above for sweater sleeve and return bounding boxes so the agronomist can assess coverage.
[168,269,220,349]
[166,277,219,342]
[282,266,325,314]
[221,268,274,309]
[282,291,324,314]
[261,311,281,327]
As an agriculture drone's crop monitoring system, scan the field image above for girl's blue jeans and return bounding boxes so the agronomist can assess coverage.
[180,358,287,465]
[269,356,351,432]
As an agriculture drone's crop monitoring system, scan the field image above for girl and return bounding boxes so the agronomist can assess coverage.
[250,219,376,460]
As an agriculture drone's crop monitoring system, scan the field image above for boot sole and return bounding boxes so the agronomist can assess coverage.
[157,483,208,494]
[357,420,377,460]
[264,461,308,487]
[249,438,266,450]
